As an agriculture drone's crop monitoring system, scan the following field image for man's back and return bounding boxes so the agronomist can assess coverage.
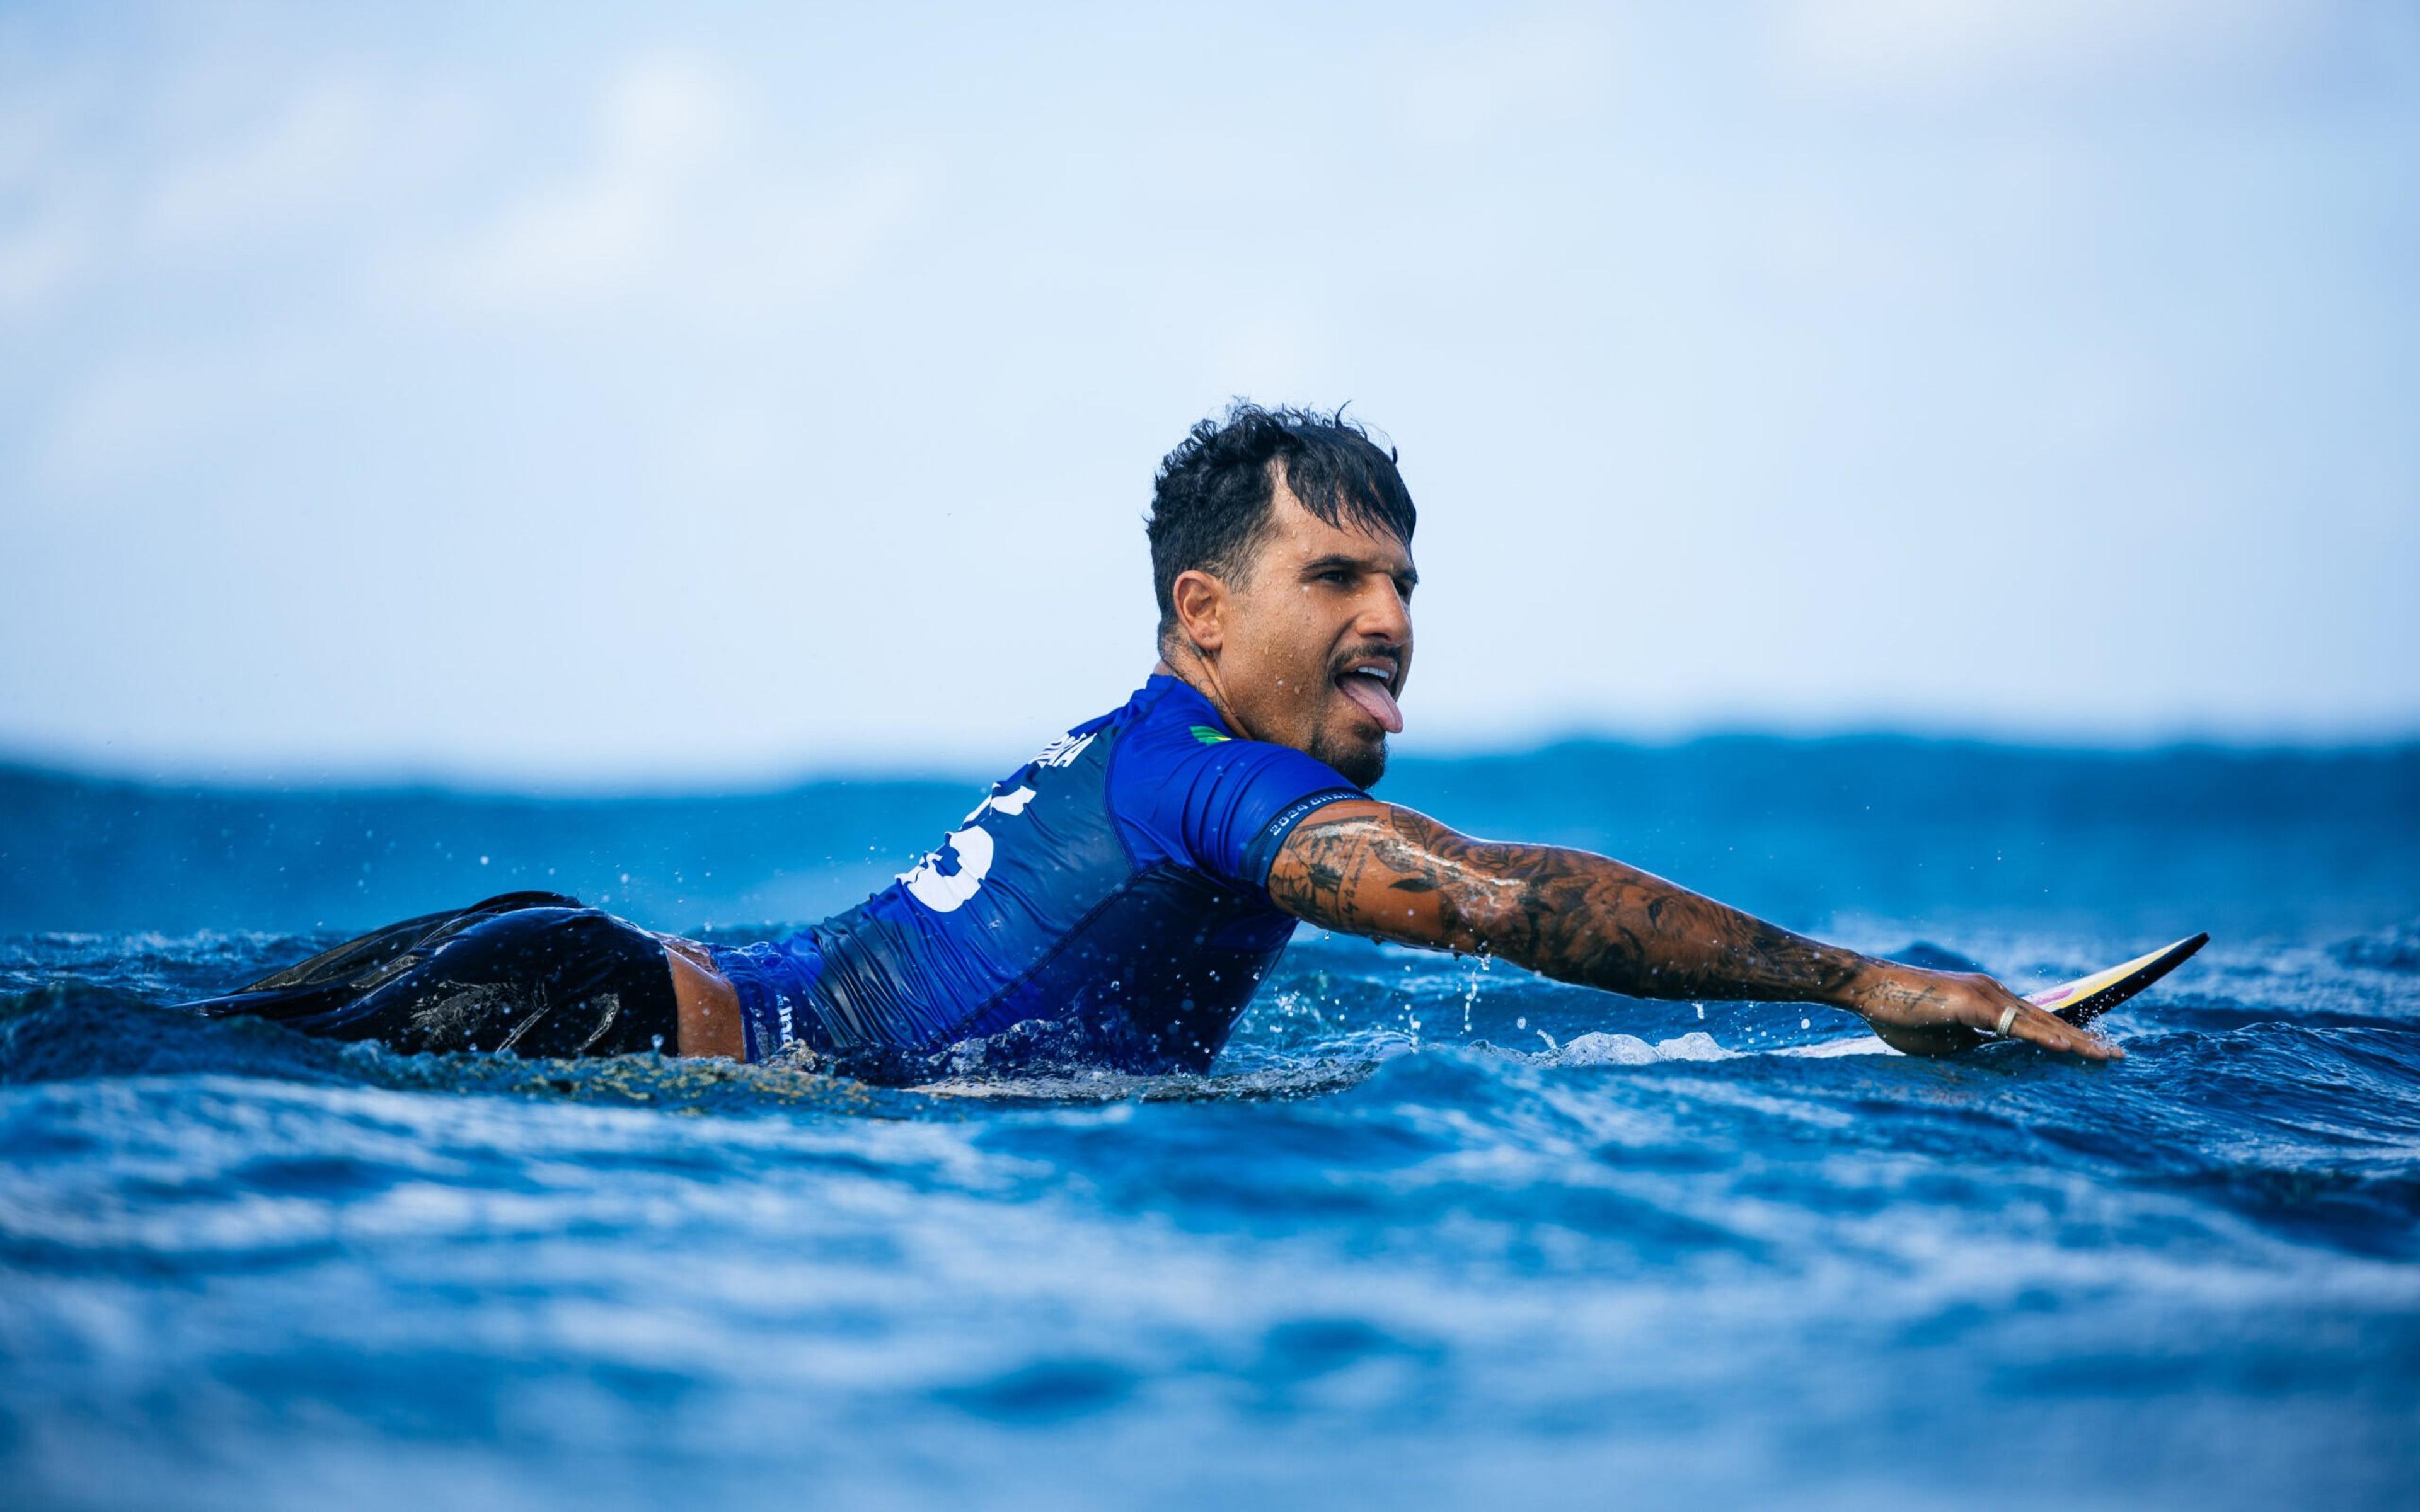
[708,676,1362,1074]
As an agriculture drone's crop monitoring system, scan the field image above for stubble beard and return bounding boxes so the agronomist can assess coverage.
[1311,726,1387,790]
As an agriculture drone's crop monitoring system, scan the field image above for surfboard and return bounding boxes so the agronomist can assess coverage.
[2027,932,2208,1028]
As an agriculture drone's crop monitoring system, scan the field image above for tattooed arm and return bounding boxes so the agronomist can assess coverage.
[1267,799,2119,1061]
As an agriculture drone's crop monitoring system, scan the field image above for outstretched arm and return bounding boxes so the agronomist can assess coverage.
[1267,799,2119,1060]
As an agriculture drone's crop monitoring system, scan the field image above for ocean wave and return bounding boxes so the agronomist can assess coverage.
[3,738,2416,1509]
[2337,920,2420,973]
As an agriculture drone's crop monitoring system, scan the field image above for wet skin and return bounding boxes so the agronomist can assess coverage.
[1264,802,2119,1060]
[659,934,744,1059]
[1155,476,1416,790]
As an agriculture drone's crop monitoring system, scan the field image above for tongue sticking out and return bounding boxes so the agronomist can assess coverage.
[1337,672,1405,734]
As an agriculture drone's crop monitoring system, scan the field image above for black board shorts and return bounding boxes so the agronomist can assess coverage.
[184,891,680,1058]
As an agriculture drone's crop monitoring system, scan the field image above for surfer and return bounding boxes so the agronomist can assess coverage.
[190,404,2119,1071]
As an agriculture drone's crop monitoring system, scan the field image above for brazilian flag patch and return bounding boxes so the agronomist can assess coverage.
[1189,724,1232,745]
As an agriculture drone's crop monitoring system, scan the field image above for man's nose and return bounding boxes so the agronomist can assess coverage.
[1359,581,1412,643]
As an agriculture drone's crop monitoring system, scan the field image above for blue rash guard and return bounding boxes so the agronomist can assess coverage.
[706,675,1363,1076]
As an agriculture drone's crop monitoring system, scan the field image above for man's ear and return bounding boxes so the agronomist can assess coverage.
[1169,568,1228,653]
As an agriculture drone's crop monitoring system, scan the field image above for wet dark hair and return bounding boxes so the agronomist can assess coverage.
[1147,402,1417,641]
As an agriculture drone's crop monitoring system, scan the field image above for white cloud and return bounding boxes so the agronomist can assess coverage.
[0,66,103,321]
[429,55,734,311]
[0,60,480,330]
[1765,0,2320,100]
[0,210,86,318]
[143,79,381,246]
[37,340,310,492]
[415,52,929,324]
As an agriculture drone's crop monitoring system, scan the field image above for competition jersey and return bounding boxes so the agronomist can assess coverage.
[708,675,1363,1074]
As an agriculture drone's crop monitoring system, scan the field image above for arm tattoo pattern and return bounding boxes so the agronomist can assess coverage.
[1269,805,1870,1006]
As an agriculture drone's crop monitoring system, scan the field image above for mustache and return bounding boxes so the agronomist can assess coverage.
[1329,645,1404,682]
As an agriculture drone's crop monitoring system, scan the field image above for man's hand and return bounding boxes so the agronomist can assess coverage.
[1843,962,2122,1060]
[1267,799,2122,1062]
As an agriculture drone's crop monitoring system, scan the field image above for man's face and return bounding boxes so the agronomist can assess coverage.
[1192,479,1415,788]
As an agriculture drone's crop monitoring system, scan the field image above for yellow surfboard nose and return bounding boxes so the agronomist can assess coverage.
[2027,933,2210,1027]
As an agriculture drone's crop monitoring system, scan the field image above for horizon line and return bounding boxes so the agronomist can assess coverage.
[8,722,2418,802]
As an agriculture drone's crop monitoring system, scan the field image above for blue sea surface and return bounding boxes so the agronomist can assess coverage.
[3,738,2417,1509]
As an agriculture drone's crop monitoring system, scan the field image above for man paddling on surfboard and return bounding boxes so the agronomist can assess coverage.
[192,404,2124,1070]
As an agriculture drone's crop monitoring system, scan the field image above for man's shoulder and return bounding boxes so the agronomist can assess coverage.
[1054,675,1358,807]
[1030,676,1207,767]
[999,685,1155,781]
[1118,675,1236,750]
[1110,679,1359,811]
[1104,677,1301,784]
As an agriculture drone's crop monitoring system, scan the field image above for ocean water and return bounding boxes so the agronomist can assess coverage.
[3,738,2417,1510]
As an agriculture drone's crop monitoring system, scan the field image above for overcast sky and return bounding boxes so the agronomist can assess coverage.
[4,1,2415,786]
